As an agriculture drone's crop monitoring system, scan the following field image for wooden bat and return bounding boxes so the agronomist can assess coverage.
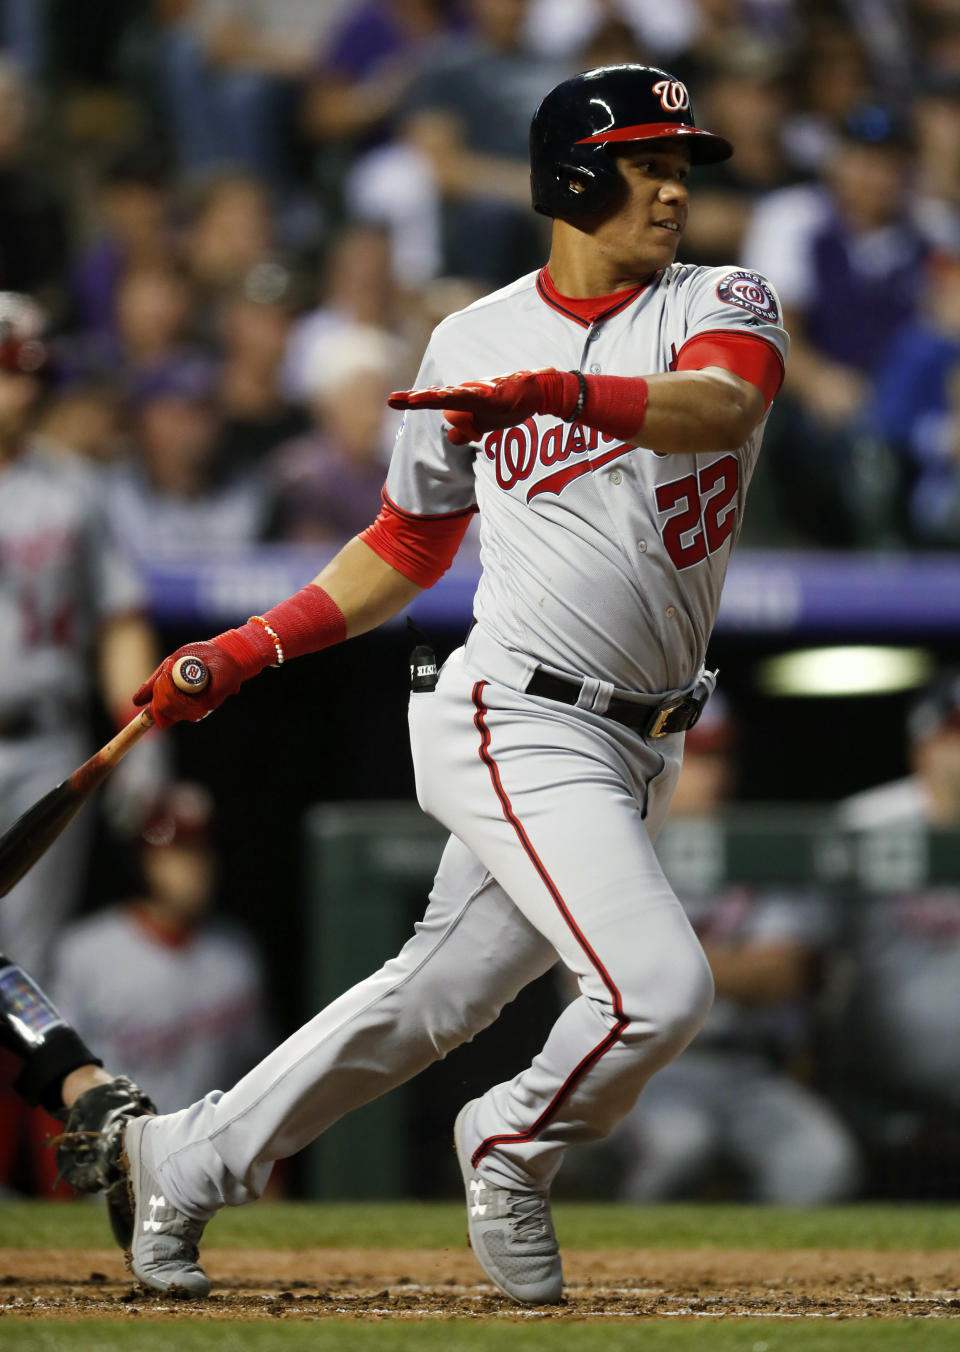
[0,656,209,900]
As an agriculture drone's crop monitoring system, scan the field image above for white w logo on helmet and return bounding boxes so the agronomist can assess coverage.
[652,79,689,113]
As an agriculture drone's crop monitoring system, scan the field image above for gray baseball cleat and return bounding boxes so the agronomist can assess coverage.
[122,1114,210,1296]
[454,1100,563,1304]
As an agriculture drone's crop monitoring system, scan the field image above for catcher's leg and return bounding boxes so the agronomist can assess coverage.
[130,835,556,1222]
[0,952,155,1245]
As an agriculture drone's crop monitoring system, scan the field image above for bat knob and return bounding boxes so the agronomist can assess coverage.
[171,655,210,695]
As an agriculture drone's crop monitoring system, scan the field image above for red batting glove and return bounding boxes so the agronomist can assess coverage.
[132,627,274,729]
[389,369,580,446]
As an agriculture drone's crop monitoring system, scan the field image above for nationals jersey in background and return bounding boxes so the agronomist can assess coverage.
[386,262,789,695]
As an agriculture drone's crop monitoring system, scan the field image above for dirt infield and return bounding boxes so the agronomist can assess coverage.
[2,1248,959,1320]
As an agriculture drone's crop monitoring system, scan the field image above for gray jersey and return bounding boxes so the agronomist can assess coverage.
[385,263,788,693]
[52,905,269,1114]
[0,447,144,726]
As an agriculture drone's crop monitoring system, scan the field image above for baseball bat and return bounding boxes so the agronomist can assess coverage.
[0,656,209,900]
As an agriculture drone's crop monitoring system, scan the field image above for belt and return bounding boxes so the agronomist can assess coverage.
[525,668,711,739]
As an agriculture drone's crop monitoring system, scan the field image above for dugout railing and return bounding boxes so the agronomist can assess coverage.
[302,802,960,1199]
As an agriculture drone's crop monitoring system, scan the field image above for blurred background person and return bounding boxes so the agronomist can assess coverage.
[265,324,405,544]
[282,223,400,404]
[152,0,345,187]
[871,248,960,548]
[106,355,267,559]
[69,144,174,342]
[51,782,270,1115]
[0,57,69,316]
[838,672,960,1195]
[215,264,307,469]
[347,0,568,287]
[182,170,278,333]
[0,293,163,982]
[614,698,860,1204]
[744,106,939,546]
[32,378,125,468]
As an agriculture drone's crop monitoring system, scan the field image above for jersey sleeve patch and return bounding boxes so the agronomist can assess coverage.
[715,270,780,323]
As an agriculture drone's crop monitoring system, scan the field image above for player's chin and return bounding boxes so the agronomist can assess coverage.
[646,224,683,260]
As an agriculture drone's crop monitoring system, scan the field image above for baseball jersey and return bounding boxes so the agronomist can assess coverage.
[51,905,269,1115]
[384,263,788,694]
[0,447,144,727]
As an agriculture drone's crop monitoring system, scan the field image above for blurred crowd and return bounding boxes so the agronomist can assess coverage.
[2,1,960,548]
[4,0,960,1203]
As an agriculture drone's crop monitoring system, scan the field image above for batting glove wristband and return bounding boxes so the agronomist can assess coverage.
[133,585,347,728]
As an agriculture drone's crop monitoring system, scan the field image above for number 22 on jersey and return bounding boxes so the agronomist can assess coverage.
[655,454,739,570]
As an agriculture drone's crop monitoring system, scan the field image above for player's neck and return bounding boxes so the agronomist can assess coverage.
[547,230,658,298]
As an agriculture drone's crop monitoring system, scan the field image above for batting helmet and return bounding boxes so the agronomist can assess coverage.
[530,65,733,222]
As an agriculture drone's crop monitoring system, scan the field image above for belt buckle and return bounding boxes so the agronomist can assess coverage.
[648,700,682,739]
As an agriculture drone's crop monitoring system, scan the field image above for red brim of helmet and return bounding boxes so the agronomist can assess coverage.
[575,122,733,164]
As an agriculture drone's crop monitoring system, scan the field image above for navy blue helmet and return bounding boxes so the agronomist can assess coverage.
[530,65,733,222]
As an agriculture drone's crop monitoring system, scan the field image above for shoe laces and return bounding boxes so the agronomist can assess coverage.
[505,1191,550,1244]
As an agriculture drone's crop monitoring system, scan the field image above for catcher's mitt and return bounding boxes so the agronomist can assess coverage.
[52,1076,156,1249]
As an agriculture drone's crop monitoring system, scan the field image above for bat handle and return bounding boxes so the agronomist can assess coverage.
[94,657,210,774]
[171,655,210,695]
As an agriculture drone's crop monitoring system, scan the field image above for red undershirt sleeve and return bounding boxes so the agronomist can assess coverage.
[675,330,785,408]
[359,491,476,589]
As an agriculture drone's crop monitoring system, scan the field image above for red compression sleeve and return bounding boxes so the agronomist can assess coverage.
[261,584,347,660]
[207,584,347,681]
[360,493,475,588]
[675,330,784,407]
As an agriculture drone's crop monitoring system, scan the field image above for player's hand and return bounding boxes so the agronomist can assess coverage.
[133,636,255,729]
[389,369,579,445]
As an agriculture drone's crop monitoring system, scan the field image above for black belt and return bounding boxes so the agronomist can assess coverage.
[525,668,710,739]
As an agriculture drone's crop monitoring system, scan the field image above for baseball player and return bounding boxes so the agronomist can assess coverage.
[52,783,269,1114]
[0,292,161,980]
[119,65,789,1303]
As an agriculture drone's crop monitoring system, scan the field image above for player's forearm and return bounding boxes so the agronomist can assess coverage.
[632,369,766,455]
[310,536,424,639]
[62,1064,117,1108]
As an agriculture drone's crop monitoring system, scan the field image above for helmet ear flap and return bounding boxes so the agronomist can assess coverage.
[550,158,626,221]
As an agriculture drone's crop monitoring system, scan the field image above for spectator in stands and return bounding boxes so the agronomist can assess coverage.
[52,782,270,1115]
[114,263,198,375]
[743,106,934,544]
[152,0,344,185]
[282,223,399,404]
[614,698,860,1204]
[33,380,125,467]
[780,18,876,175]
[107,355,266,557]
[914,73,960,220]
[0,58,69,315]
[838,673,960,1192]
[183,170,276,331]
[348,0,568,285]
[215,264,308,468]
[302,0,457,161]
[872,249,960,546]
[679,47,800,268]
[70,145,173,340]
[265,324,404,544]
